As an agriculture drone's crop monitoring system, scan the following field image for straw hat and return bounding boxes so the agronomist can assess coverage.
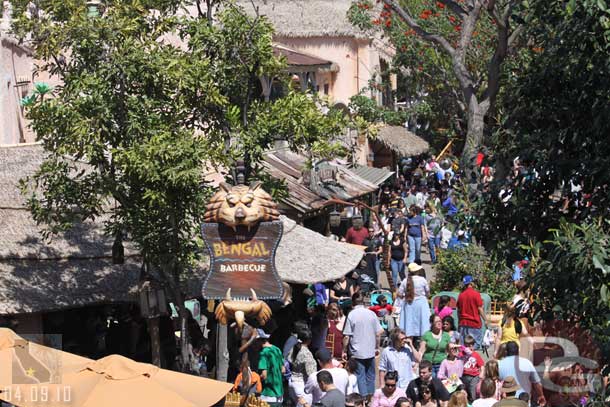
[501,376,521,393]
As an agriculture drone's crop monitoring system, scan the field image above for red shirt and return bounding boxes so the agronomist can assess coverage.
[462,350,484,376]
[345,227,369,245]
[476,152,485,167]
[457,286,483,328]
[369,304,393,316]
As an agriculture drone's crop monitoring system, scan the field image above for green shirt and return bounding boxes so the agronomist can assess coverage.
[258,344,284,397]
[422,331,451,364]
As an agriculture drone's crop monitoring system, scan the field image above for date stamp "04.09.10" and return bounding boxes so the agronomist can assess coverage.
[1,386,73,405]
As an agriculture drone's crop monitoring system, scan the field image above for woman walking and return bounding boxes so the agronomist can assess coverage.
[399,263,431,340]
[390,233,408,286]
[406,206,426,264]
[371,371,407,407]
[287,330,317,407]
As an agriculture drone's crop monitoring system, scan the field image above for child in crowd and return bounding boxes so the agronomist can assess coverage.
[346,358,360,394]
[369,295,393,317]
[435,296,453,319]
[460,335,485,402]
[438,343,464,381]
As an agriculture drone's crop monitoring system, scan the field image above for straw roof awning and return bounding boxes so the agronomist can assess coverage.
[350,165,394,186]
[375,125,430,157]
[261,149,379,215]
[274,216,363,284]
[274,43,339,73]
[0,144,363,314]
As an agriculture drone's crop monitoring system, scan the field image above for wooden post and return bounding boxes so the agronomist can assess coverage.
[436,140,453,161]
[216,323,229,381]
[147,317,161,367]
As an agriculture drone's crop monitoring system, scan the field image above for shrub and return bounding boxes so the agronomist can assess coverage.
[431,243,514,301]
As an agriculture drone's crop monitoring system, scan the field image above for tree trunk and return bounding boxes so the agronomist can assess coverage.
[215,324,229,381]
[460,100,488,177]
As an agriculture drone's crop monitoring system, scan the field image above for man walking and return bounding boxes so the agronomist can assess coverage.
[406,360,451,404]
[457,275,487,349]
[342,292,384,399]
[256,329,285,407]
[301,371,345,407]
[379,328,421,390]
[498,342,546,406]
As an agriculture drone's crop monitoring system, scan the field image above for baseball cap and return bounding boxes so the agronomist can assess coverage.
[463,275,473,285]
[257,328,271,339]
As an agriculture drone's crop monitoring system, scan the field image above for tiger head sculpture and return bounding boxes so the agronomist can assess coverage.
[203,181,280,229]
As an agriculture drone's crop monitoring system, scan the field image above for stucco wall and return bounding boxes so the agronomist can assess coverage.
[0,38,35,145]
[275,36,382,106]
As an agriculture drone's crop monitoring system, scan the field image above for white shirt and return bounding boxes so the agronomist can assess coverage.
[472,398,497,407]
[347,374,359,394]
[304,367,349,403]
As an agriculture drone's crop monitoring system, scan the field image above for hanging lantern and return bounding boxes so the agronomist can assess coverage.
[329,210,341,228]
[352,214,364,229]
[139,279,168,319]
[112,231,124,265]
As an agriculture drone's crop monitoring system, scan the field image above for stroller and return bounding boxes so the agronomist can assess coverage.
[369,290,396,346]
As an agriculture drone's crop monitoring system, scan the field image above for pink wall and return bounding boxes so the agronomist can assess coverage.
[275,36,384,106]
[0,38,35,144]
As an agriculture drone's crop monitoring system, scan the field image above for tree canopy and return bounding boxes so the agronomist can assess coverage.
[470,0,610,351]
[349,0,524,168]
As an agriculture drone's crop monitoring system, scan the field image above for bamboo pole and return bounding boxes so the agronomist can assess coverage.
[436,140,453,161]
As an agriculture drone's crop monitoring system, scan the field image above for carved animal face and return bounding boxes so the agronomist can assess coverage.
[204,182,280,228]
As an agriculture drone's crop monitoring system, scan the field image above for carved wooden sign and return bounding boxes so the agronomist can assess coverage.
[201,221,283,299]
[200,179,283,328]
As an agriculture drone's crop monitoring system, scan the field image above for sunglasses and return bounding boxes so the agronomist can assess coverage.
[385,383,396,388]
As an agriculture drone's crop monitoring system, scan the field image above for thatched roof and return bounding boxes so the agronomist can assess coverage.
[261,149,378,215]
[1,144,161,315]
[238,0,366,38]
[1,144,362,314]
[0,258,142,315]
[274,216,363,284]
[375,125,430,157]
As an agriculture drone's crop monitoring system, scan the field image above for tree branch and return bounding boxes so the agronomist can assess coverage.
[457,1,484,63]
[382,0,456,57]
[481,1,515,104]
[438,0,467,18]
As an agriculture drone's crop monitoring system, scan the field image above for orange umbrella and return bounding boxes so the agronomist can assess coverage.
[0,329,232,407]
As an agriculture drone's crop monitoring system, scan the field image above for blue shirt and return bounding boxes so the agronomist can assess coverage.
[379,345,416,389]
[442,197,458,216]
[407,215,425,237]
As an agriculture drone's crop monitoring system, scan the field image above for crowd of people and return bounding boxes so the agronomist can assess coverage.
[226,155,608,407]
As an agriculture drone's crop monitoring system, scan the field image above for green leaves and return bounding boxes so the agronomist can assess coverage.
[33,82,53,96]
[20,94,37,107]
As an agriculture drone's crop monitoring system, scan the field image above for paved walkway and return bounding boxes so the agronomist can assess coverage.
[378,246,437,290]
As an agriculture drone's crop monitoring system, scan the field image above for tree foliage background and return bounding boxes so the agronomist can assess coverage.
[11,0,346,367]
[469,0,610,352]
